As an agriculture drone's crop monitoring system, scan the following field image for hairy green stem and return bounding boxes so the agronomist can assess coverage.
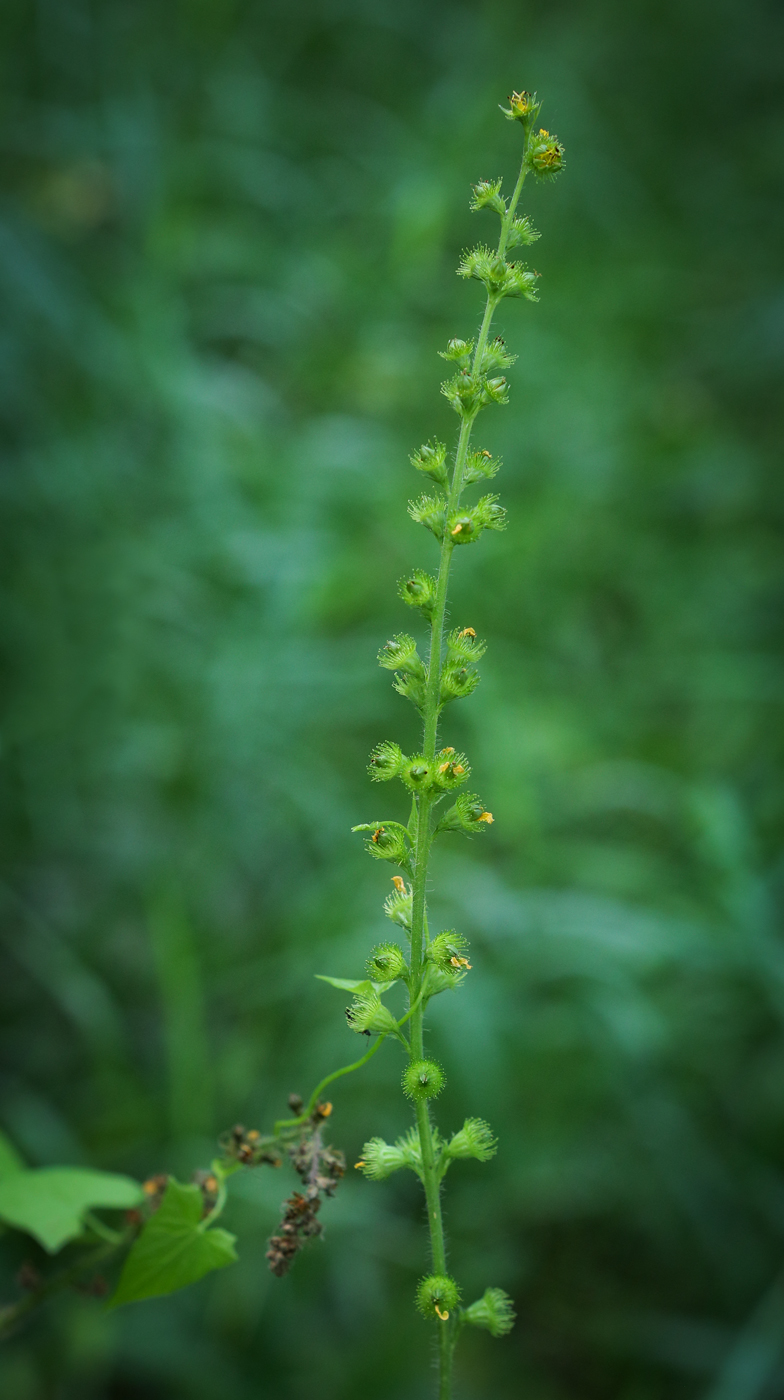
[407,139,531,1400]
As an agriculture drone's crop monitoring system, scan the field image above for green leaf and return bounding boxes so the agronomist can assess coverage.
[315,975,397,994]
[110,1179,237,1308]
[0,1131,25,1179]
[0,1168,143,1252]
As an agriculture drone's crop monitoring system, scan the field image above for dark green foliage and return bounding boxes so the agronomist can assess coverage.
[0,0,782,1397]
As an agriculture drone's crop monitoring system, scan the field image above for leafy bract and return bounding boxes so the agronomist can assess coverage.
[315,975,397,994]
[0,1167,143,1252]
[110,1179,237,1308]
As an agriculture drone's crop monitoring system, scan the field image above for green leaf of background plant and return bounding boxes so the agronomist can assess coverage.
[0,1167,143,1252]
[315,975,397,993]
[0,1131,24,1180]
[110,1178,237,1308]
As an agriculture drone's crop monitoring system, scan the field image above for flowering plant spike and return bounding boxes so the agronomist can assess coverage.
[0,91,564,1400]
[345,87,564,1397]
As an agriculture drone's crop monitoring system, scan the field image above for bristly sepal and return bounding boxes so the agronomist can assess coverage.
[439,661,480,704]
[462,1287,516,1337]
[438,338,474,369]
[464,448,501,485]
[426,930,471,974]
[367,740,405,782]
[366,943,408,983]
[448,493,507,543]
[345,988,399,1036]
[408,494,446,539]
[352,821,412,867]
[444,1118,497,1164]
[479,338,517,374]
[411,438,449,487]
[398,569,437,619]
[384,877,413,933]
[457,245,539,302]
[434,793,494,835]
[506,213,540,249]
[416,1274,461,1322]
[446,626,486,664]
[403,1060,446,1102]
[377,634,425,677]
[470,177,506,216]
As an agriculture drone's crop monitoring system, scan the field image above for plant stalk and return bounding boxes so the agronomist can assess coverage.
[406,138,531,1400]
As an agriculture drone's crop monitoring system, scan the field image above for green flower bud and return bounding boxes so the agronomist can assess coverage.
[506,213,540,249]
[367,740,405,782]
[377,633,425,677]
[403,1059,445,1101]
[464,448,500,485]
[352,821,411,865]
[346,989,399,1036]
[470,177,506,216]
[438,338,474,368]
[426,930,471,973]
[463,1287,516,1337]
[445,626,486,664]
[384,876,413,933]
[439,662,480,703]
[408,494,446,540]
[441,369,483,418]
[529,128,565,178]
[500,89,541,126]
[416,1273,461,1321]
[366,942,408,982]
[411,438,449,487]
[445,1118,497,1163]
[398,569,437,619]
[401,756,433,792]
[435,793,494,835]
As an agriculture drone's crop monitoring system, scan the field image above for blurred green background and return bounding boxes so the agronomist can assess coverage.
[1,1,783,1397]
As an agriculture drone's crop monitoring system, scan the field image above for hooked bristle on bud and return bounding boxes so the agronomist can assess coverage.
[463,1287,516,1337]
[403,1059,446,1102]
[415,1273,461,1322]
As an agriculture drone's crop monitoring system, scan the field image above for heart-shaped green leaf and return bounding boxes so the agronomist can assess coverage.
[0,1167,143,1252]
[110,1179,237,1308]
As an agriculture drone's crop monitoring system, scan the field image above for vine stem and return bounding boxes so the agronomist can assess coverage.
[0,1231,132,1340]
[406,137,531,1400]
